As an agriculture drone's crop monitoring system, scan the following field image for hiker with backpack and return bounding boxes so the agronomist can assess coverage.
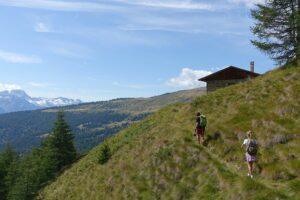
[241,131,258,178]
[194,112,207,145]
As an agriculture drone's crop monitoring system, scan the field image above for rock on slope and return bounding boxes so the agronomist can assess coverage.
[39,66,300,200]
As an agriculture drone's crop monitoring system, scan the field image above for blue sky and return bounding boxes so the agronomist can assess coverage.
[0,0,273,102]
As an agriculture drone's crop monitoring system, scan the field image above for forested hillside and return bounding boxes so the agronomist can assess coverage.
[0,88,205,153]
[39,65,300,199]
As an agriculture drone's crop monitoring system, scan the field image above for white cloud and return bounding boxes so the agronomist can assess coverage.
[0,0,262,13]
[0,50,42,64]
[0,0,253,45]
[0,83,22,92]
[119,15,250,36]
[0,0,119,12]
[228,0,264,8]
[166,68,212,88]
[34,22,51,32]
[114,0,216,10]
[0,0,221,11]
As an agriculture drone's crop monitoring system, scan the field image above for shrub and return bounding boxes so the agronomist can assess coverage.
[155,146,172,160]
[98,144,111,165]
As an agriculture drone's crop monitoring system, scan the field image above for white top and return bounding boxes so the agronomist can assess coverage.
[243,139,251,145]
[243,139,257,145]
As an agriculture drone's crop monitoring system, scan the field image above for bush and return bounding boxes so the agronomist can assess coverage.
[98,144,111,165]
[155,146,172,160]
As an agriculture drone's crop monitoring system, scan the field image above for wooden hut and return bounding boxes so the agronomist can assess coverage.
[199,65,260,92]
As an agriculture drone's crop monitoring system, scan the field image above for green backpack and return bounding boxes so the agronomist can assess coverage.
[200,115,207,127]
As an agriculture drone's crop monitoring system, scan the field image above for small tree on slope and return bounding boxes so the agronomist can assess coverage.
[98,143,111,165]
[251,0,300,65]
[45,111,77,170]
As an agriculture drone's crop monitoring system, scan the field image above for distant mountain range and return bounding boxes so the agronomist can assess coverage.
[0,88,206,153]
[0,90,82,114]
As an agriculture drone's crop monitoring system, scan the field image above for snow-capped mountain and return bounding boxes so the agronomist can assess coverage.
[0,89,82,114]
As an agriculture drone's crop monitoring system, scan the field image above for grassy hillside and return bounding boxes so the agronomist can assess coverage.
[39,66,300,199]
[0,88,205,153]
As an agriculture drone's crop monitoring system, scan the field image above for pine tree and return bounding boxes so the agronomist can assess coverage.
[98,143,111,165]
[7,147,60,200]
[251,0,300,65]
[45,111,77,170]
[0,144,17,200]
[8,153,38,200]
[4,112,77,200]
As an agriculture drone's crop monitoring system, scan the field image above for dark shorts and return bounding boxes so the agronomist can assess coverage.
[196,127,204,136]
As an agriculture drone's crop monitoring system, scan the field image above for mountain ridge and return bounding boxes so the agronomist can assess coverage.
[0,88,206,153]
[0,89,82,114]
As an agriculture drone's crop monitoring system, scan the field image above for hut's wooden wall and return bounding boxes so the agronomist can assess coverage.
[207,79,247,92]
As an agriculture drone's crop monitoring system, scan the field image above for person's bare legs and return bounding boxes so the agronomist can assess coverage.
[249,161,254,175]
[247,162,251,174]
[200,128,204,145]
[197,134,201,144]
[247,161,254,177]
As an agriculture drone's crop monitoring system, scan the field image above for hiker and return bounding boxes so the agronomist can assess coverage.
[194,112,207,145]
[241,131,258,178]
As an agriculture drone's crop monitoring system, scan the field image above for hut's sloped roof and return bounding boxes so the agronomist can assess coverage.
[199,66,260,82]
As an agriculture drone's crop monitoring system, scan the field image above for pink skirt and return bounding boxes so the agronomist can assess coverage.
[245,153,256,162]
